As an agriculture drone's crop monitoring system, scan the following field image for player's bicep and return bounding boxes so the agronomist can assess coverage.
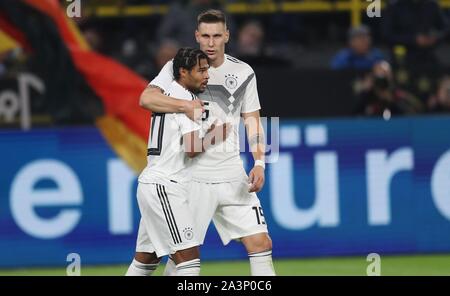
[242,111,261,134]
[241,75,261,113]
[146,84,164,94]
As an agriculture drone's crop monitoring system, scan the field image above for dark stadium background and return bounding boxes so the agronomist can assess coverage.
[1,0,450,275]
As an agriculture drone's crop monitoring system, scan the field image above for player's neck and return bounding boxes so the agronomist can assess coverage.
[175,80,191,93]
[210,54,225,68]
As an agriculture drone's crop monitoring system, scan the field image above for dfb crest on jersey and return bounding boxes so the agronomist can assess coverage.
[225,74,238,89]
[183,227,194,240]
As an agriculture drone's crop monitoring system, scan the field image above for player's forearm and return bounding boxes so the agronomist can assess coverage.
[247,126,265,162]
[185,123,230,158]
[139,86,187,113]
[243,112,265,161]
[184,131,203,158]
[200,133,216,153]
[196,123,230,155]
[250,143,265,162]
[187,136,218,158]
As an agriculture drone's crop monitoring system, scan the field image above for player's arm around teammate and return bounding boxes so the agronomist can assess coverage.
[139,75,204,121]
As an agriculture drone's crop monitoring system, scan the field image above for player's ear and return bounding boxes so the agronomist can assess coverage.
[180,68,188,78]
[224,29,230,44]
[195,30,200,43]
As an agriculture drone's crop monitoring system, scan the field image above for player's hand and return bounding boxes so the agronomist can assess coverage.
[185,99,204,121]
[221,122,232,141]
[248,166,265,193]
[206,119,218,134]
[206,122,231,145]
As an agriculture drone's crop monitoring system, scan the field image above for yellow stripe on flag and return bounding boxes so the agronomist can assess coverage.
[96,115,147,174]
[0,29,19,54]
[65,16,90,50]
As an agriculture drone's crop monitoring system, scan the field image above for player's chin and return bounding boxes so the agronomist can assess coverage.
[206,52,216,60]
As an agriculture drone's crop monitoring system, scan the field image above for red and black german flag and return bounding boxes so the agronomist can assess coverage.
[0,0,150,173]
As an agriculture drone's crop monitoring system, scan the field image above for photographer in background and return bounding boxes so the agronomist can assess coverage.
[331,25,385,71]
[354,61,424,118]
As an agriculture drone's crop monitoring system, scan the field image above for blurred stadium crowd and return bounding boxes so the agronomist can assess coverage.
[1,0,450,125]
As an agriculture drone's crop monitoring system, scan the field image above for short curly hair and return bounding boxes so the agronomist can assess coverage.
[173,47,209,80]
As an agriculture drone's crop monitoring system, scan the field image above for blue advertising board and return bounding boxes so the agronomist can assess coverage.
[1,117,450,267]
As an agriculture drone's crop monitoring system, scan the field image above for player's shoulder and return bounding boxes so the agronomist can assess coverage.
[167,81,195,101]
[161,59,174,73]
[225,54,255,74]
[165,58,174,66]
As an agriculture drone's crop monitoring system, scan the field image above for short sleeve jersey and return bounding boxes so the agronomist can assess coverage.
[149,55,261,182]
[138,81,201,183]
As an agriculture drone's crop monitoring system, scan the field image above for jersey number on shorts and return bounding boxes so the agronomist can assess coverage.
[148,113,165,156]
[252,206,266,225]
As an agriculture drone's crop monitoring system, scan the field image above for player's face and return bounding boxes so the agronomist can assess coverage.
[195,22,229,64]
[187,58,210,93]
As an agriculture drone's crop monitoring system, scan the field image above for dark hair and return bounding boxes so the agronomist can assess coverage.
[173,47,209,80]
[197,9,226,27]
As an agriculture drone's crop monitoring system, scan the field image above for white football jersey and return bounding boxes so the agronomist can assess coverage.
[138,81,201,184]
[150,54,261,182]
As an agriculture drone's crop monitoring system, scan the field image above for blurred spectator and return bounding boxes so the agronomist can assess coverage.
[331,25,385,71]
[154,39,179,70]
[156,0,235,48]
[234,20,290,67]
[427,76,450,113]
[382,0,448,67]
[237,21,264,57]
[354,61,424,117]
[115,37,153,79]
[147,39,180,79]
